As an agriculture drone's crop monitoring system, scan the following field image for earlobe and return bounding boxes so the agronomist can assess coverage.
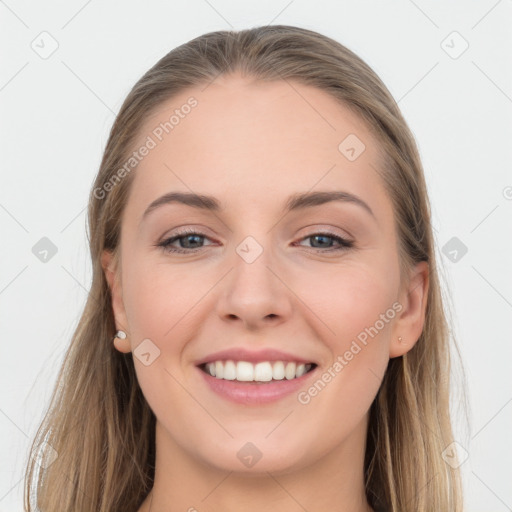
[101,250,131,353]
[112,330,131,354]
[389,261,430,358]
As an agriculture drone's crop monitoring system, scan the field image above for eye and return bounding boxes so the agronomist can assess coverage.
[156,229,214,254]
[295,232,354,252]
[156,229,353,255]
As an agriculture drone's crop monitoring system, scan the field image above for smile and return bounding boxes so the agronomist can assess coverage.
[196,358,319,405]
[200,360,316,382]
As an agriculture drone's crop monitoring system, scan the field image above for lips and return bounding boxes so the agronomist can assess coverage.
[197,360,318,404]
[194,347,317,367]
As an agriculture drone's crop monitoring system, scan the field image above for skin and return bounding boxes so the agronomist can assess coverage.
[102,73,429,512]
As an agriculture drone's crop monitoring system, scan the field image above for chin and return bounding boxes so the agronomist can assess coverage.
[193,437,312,476]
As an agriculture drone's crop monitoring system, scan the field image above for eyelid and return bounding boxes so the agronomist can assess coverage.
[156,226,354,255]
[296,223,353,238]
[293,231,353,250]
[158,225,216,243]
[160,225,351,244]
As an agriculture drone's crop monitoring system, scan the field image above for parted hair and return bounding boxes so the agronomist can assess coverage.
[24,25,466,511]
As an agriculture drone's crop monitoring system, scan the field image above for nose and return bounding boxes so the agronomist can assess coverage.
[215,239,293,331]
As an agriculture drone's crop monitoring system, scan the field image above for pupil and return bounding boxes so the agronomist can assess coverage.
[313,235,330,247]
[184,234,202,248]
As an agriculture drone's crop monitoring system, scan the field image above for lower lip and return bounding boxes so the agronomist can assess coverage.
[197,366,317,405]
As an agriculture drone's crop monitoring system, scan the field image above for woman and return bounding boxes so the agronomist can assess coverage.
[24,25,465,511]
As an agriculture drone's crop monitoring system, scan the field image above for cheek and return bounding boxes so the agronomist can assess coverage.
[122,259,206,342]
[294,265,397,427]
[299,260,398,349]
[121,260,205,424]
[296,265,396,396]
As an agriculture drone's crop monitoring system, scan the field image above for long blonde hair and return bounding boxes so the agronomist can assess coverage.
[24,25,466,511]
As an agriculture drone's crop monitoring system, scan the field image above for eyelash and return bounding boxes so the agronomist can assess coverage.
[156,228,354,254]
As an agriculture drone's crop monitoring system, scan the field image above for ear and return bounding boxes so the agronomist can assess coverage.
[101,249,131,354]
[389,260,429,358]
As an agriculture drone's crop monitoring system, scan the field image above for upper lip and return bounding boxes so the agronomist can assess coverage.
[195,348,317,366]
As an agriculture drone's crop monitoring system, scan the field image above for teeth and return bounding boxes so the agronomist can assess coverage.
[203,360,314,382]
[223,360,236,380]
[272,361,285,380]
[236,361,254,381]
[285,362,296,380]
[215,361,223,379]
[296,363,306,377]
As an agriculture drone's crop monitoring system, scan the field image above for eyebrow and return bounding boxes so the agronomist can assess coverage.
[141,190,375,222]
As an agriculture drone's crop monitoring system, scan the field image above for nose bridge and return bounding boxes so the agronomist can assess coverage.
[231,232,277,296]
[216,230,292,326]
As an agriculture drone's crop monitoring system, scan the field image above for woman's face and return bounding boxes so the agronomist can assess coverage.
[103,74,428,475]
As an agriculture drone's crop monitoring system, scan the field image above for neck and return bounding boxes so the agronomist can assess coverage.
[138,415,374,512]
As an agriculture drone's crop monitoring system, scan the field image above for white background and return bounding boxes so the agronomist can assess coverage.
[1,1,511,510]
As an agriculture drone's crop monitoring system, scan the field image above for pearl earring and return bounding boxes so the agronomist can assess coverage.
[114,330,127,341]
[398,336,403,342]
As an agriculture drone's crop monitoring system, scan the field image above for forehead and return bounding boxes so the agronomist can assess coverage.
[125,75,390,222]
